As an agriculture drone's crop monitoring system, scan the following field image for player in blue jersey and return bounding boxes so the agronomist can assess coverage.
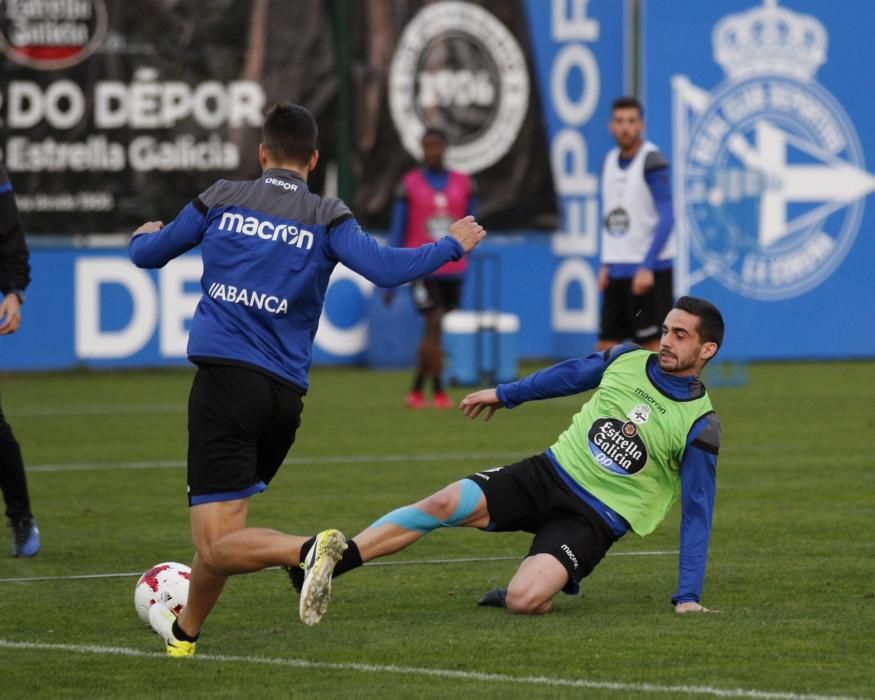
[129,102,486,656]
[0,162,40,558]
[598,96,675,351]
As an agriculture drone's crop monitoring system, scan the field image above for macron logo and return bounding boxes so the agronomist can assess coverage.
[560,544,579,570]
[265,177,298,191]
[219,212,314,250]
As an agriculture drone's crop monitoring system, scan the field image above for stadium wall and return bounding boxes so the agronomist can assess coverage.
[2,1,874,372]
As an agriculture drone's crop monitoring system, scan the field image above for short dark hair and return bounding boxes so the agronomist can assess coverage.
[674,296,724,348]
[422,126,448,142]
[611,96,644,117]
[261,102,318,165]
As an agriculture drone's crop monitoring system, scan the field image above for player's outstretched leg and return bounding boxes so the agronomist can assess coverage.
[299,529,348,626]
[149,603,197,657]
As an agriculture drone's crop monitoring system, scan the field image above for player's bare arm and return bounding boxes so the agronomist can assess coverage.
[460,388,502,421]
[449,215,486,252]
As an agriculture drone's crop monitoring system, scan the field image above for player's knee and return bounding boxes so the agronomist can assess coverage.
[417,488,457,521]
[195,542,224,572]
[506,583,552,615]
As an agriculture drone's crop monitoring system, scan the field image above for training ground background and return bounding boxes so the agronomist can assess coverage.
[0,362,872,699]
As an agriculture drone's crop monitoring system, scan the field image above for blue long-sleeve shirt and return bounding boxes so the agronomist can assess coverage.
[496,345,720,604]
[130,168,464,391]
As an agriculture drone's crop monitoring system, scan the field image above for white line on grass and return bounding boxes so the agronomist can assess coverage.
[0,639,859,700]
[0,550,679,584]
[28,451,523,473]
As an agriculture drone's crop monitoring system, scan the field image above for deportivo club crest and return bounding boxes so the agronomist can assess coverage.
[388,1,530,173]
[674,0,875,301]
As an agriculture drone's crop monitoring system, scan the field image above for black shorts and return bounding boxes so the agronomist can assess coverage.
[411,277,463,313]
[466,454,616,594]
[599,267,674,344]
[187,363,303,506]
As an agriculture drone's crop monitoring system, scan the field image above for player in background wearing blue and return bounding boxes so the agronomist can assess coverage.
[297,297,722,623]
[0,162,40,558]
[129,103,486,655]
[387,128,477,410]
[598,96,675,352]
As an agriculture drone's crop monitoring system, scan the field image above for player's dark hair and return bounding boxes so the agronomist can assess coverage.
[261,102,318,165]
[675,296,724,348]
[422,126,448,142]
[611,95,644,117]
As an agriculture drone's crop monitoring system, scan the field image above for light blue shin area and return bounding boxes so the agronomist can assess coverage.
[371,479,484,532]
[371,506,441,533]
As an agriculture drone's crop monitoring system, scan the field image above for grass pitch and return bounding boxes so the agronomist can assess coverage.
[0,361,873,699]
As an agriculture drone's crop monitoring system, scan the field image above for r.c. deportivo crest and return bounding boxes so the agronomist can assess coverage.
[673,0,875,301]
[388,1,530,174]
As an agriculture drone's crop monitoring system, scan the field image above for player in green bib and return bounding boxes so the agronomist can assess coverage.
[296,296,723,624]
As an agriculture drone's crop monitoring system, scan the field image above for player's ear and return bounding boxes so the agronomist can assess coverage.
[258,144,268,168]
[700,342,718,362]
[308,149,320,173]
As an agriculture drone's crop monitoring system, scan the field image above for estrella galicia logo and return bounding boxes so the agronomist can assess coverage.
[588,418,648,476]
[388,1,529,173]
[674,0,875,301]
[0,0,107,70]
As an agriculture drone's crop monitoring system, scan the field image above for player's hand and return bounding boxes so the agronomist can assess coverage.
[0,293,22,335]
[460,388,502,421]
[598,265,609,292]
[674,601,716,614]
[133,220,164,238]
[449,215,486,253]
[632,267,655,295]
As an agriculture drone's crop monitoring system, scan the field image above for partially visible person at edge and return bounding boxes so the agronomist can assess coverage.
[598,96,675,352]
[386,127,477,410]
[128,102,486,656]
[295,297,724,624]
[0,161,40,558]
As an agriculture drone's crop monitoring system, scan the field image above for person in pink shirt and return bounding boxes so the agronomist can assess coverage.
[388,128,477,409]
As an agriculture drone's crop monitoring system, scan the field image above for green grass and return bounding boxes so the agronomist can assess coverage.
[0,362,873,699]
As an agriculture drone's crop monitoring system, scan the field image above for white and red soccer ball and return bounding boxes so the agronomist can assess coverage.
[134,562,191,624]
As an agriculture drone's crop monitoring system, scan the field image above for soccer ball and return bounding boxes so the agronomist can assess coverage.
[134,561,191,624]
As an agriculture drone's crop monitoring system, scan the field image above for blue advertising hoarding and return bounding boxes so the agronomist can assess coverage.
[525,0,626,356]
[3,0,630,374]
[0,238,560,372]
[645,0,875,360]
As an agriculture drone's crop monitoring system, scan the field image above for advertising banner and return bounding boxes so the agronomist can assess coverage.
[524,0,626,355]
[0,0,338,234]
[1,0,558,235]
[0,247,384,370]
[1,239,558,372]
[645,0,875,359]
[346,0,558,231]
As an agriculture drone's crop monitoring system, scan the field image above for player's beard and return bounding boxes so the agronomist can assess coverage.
[658,349,695,374]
